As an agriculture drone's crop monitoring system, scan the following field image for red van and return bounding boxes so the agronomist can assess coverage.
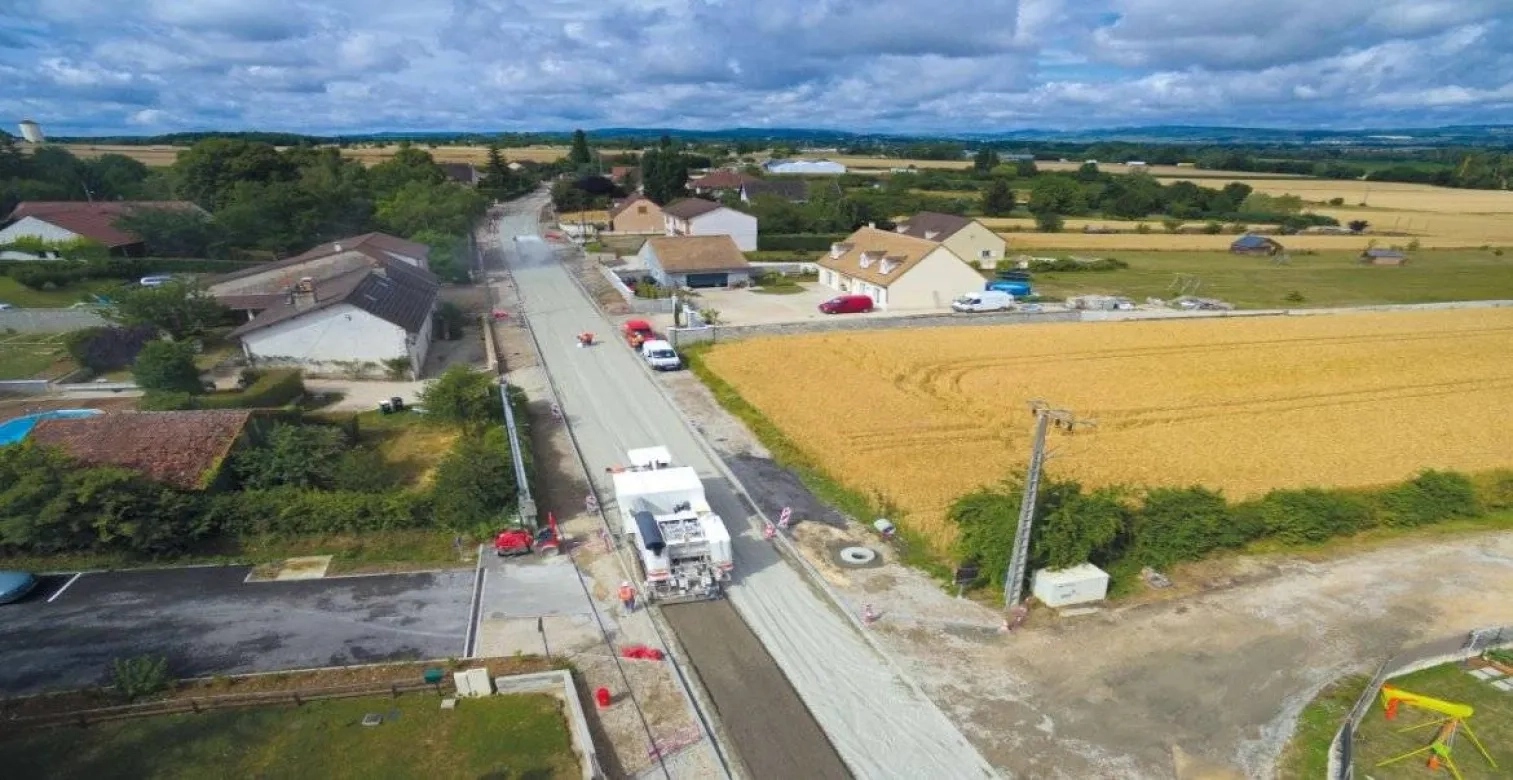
[818,294,874,314]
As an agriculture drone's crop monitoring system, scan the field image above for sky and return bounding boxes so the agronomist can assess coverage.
[2,0,1512,136]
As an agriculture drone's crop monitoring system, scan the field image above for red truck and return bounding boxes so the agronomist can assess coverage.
[623,319,656,349]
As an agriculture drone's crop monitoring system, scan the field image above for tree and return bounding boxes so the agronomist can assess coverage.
[980,179,1016,217]
[480,144,533,202]
[131,340,204,394]
[172,138,293,210]
[115,208,220,257]
[376,179,486,236]
[1348,219,1369,234]
[1075,162,1102,182]
[418,365,501,433]
[1161,217,1184,233]
[233,423,347,489]
[62,325,157,373]
[1033,211,1064,233]
[368,143,444,199]
[412,229,470,283]
[1028,176,1087,216]
[430,428,517,532]
[640,136,689,205]
[972,147,1001,173]
[1015,159,1039,178]
[568,129,593,167]
[107,283,227,340]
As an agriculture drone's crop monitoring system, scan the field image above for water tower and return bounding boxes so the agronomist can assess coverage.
[18,119,44,144]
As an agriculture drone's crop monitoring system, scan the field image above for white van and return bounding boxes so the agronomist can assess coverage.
[951,290,1015,312]
[640,339,682,371]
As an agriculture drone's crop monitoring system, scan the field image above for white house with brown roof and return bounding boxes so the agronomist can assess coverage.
[895,212,1008,270]
[815,226,983,310]
[608,195,665,234]
[206,232,430,314]
[636,235,753,289]
[0,201,207,259]
[662,198,758,251]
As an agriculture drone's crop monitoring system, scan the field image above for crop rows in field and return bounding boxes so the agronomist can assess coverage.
[701,309,1513,550]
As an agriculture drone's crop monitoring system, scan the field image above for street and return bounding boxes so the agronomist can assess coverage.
[497,195,997,779]
[0,566,473,696]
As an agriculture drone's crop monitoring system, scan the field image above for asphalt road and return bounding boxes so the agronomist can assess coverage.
[499,196,996,779]
[0,566,474,696]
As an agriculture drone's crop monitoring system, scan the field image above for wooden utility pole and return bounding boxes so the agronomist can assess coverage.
[1003,400,1094,610]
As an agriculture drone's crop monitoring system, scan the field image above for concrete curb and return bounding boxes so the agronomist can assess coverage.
[494,669,603,780]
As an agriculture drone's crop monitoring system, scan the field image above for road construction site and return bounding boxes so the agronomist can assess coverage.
[493,194,995,779]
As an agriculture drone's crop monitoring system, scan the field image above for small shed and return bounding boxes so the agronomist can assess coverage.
[1230,234,1284,256]
[1360,248,1409,266]
[1031,563,1110,608]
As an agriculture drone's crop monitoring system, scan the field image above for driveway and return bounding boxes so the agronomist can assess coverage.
[0,566,474,696]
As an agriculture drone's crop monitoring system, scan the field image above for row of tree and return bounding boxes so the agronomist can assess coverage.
[0,135,165,216]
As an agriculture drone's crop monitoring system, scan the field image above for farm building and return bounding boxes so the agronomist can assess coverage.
[228,262,438,379]
[637,235,752,289]
[895,212,1009,269]
[663,198,758,251]
[608,194,665,234]
[0,201,208,259]
[816,226,983,310]
[1230,234,1285,256]
[27,411,255,491]
[689,169,757,197]
[764,159,847,175]
[1361,248,1410,265]
[740,179,809,203]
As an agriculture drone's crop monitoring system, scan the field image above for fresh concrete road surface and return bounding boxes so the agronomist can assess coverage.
[500,198,997,779]
[0,566,473,696]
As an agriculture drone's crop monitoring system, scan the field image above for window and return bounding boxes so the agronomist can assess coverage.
[980,249,994,259]
[637,205,648,214]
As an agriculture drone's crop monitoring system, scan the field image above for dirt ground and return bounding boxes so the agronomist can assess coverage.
[656,367,1513,779]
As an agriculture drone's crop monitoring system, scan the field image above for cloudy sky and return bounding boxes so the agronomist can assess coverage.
[3,0,1512,136]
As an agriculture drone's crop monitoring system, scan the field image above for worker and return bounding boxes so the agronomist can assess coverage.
[618,581,637,613]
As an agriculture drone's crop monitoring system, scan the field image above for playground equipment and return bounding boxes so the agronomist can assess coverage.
[1375,685,1498,779]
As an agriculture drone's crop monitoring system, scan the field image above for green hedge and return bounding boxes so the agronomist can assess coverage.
[208,488,431,535]
[200,369,305,409]
[756,233,848,252]
[0,258,264,289]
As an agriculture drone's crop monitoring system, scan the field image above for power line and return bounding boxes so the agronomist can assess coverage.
[1003,400,1096,610]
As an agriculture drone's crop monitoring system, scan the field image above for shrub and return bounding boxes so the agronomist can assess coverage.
[1026,257,1128,273]
[1135,222,1151,234]
[1033,212,1064,233]
[207,488,430,535]
[233,423,348,489]
[1236,488,1372,545]
[139,390,196,410]
[63,325,157,374]
[756,233,847,252]
[430,427,518,533]
[132,340,204,394]
[200,369,304,409]
[1126,486,1235,569]
[1376,470,1479,527]
[1202,221,1223,235]
[110,655,173,701]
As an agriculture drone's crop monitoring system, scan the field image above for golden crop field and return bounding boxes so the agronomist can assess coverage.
[702,308,1513,553]
[61,143,602,167]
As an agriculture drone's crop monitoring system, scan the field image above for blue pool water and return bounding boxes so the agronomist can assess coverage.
[0,409,104,446]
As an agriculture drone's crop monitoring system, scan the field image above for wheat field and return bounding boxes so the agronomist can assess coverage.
[702,308,1513,551]
[61,143,609,167]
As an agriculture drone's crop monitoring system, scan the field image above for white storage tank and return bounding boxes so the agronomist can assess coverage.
[1031,563,1110,608]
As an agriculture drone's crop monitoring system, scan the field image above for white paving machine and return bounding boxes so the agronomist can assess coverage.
[611,446,733,602]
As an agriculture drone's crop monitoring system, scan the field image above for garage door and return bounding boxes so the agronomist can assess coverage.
[684,273,728,288]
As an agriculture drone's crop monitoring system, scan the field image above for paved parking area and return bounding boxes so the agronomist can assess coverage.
[0,566,474,696]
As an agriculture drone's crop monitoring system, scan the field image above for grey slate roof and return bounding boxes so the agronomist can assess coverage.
[896,211,973,242]
[229,262,438,338]
[741,179,809,202]
[662,198,724,220]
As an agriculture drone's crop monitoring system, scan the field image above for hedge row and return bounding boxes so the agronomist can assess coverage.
[756,233,848,252]
[0,258,263,290]
[141,369,305,411]
[208,488,432,536]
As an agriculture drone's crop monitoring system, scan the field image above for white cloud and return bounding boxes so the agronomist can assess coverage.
[0,0,1510,134]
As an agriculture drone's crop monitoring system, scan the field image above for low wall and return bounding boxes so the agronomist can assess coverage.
[0,380,51,396]
[597,266,676,314]
[494,670,602,780]
[668,308,1079,347]
[748,261,819,276]
[0,308,107,333]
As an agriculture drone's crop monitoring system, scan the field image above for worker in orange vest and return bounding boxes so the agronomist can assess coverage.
[618,581,637,613]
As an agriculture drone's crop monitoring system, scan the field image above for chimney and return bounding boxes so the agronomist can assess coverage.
[924,230,940,241]
[829,242,853,259]
[333,243,343,252]
[293,276,316,307]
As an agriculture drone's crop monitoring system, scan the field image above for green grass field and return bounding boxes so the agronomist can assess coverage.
[1350,663,1513,779]
[0,691,577,779]
[1021,249,1513,309]
[0,333,73,380]
[0,277,120,308]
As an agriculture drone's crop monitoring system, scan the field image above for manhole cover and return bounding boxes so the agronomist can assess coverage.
[838,546,877,565]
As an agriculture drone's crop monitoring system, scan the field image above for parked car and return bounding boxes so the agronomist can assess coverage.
[641,339,682,371]
[818,294,874,314]
[0,302,13,311]
[139,275,176,287]
[0,570,38,604]
[985,280,1033,296]
[952,290,1015,313]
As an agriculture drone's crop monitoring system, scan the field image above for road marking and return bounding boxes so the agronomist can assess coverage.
[47,573,82,603]
[463,547,487,659]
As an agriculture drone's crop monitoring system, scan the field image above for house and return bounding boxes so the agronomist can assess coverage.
[688,169,757,197]
[0,201,207,259]
[227,261,439,379]
[895,212,1009,269]
[439,163,480,186]
[1361,248,1409,266]
[662,198,758,251]
[28,410,254,490]
[739,179,809,203]
[206,232,430,316]
[1230,234,1285,256]
[607,194,665,234]
[816,226,983,310]
[637,235,752,289]
[764,159,846,175]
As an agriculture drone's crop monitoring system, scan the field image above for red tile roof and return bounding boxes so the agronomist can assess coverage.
[28,411,252,490]
[5,201,206,247]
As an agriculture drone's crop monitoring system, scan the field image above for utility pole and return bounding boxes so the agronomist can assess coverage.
[1004,400,1092,610]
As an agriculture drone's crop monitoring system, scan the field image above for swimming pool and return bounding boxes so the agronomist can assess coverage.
[0,409,104,446]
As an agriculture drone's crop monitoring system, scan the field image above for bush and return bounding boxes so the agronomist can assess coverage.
[199,369,304,409]
[1234,488,1372,545]
[430,428,518,533]
[1376,470,1480,527]
[139,390,197,410]
[132,340,204,394]
[207,488,430,535]
[1126,486,1235,569]
[756,233,847,252]
[63,325,157,374]
[1026,257,1128,273]
[110,655,173,701]
[234,423,348,489]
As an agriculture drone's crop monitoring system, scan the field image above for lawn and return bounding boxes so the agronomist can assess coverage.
[0,333,74,380]
[0,276,120,308]
[342,409,459,489]
[1277,674,1371,779]
[1018,249,1513,309]
[0,691,578,779]
[1348,663,1513,779]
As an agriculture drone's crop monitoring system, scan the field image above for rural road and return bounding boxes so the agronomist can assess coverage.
[498,196,997,779]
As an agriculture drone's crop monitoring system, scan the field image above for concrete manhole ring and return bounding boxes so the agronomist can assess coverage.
[838,546,878,566]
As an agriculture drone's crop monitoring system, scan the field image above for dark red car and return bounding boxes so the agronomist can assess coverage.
[818,294,874,314]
